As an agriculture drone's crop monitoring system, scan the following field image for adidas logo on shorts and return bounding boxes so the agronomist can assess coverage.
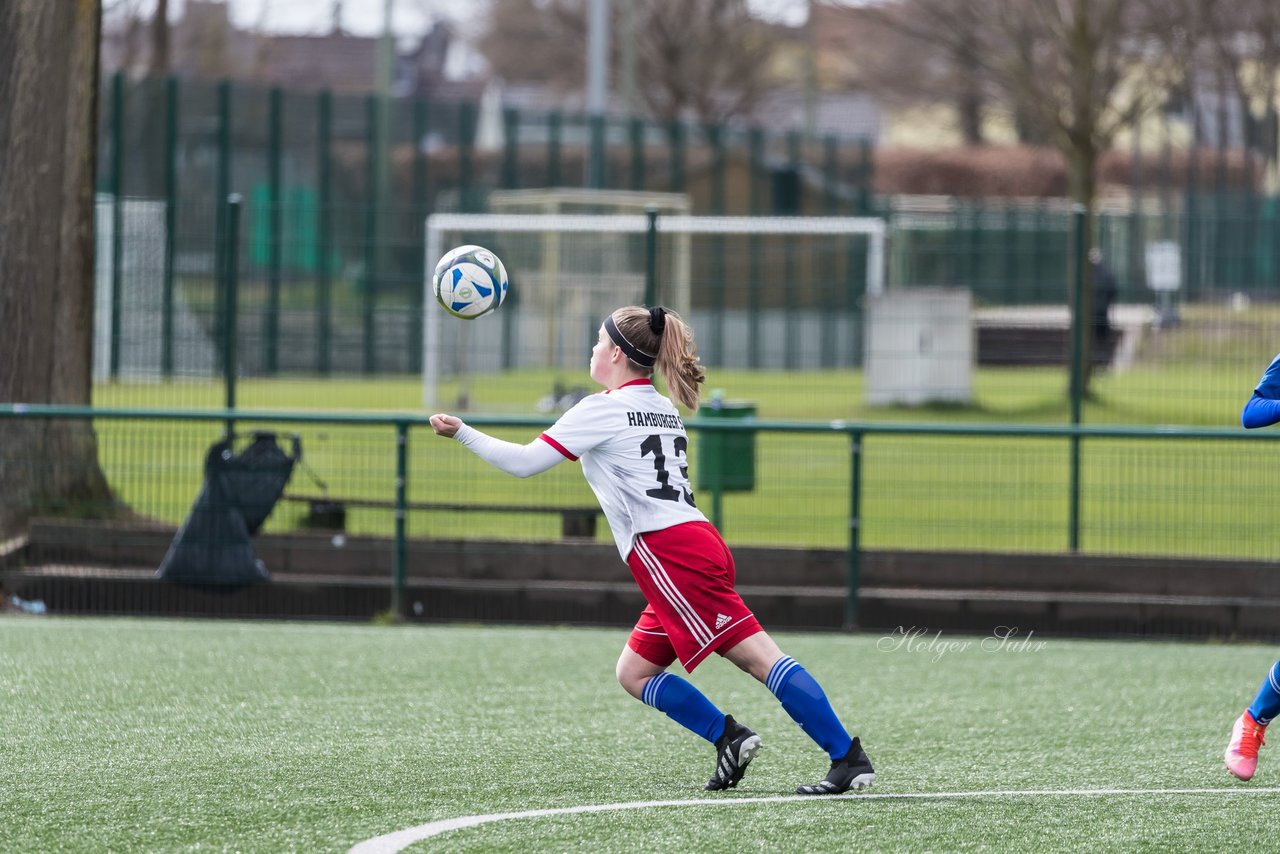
[715,613,730,629]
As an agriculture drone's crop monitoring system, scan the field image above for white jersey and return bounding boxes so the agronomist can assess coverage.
[540,379,707,558]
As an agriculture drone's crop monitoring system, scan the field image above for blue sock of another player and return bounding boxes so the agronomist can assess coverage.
[642,672,727,744]
[767,656,853,761]
[1247,660,1280,725]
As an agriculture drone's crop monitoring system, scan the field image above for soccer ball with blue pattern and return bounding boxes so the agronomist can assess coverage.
[432,244,509,319]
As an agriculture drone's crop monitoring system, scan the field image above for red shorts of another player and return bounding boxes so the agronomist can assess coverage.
[626,520,763,673]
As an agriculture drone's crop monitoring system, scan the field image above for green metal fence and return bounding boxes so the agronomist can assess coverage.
[93,74,1280,435]
[4,405,1280,626]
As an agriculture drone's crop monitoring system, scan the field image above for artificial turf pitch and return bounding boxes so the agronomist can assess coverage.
[2,616,1277,852]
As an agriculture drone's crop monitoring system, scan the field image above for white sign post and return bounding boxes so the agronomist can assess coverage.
[1145,241,1182,328]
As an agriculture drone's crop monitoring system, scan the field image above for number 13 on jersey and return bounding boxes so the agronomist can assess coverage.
[639,434,696,506]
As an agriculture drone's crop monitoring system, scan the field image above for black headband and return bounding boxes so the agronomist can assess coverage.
[604,314,657,368]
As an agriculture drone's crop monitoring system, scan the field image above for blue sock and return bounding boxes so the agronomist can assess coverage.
[642,672,726,744]
[767,656,853,761]
[1248,660,1280,725]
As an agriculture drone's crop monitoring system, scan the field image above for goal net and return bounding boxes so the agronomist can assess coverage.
[422,213,886,409]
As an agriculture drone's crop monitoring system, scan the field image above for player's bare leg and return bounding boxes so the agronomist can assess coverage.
[615,645,667,700]
[616,646,761,790]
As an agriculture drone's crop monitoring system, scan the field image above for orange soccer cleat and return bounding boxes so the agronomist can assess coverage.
[1225,710,1268,781]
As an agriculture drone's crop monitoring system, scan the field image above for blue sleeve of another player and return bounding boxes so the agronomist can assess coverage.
[1244,353,1280,428]
[1242,394,1280,429]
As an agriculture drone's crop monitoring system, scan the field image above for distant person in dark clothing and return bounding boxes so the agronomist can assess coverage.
[1089,248,1118,365]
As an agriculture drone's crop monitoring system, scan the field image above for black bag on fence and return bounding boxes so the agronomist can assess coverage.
[156,432,300,587]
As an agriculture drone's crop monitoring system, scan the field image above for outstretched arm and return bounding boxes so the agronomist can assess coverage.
[1242,394,1280,430]
[430,414,565,477]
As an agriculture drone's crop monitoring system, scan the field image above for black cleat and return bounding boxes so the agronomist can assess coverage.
[796,737,875,795]
[704,714,763,791]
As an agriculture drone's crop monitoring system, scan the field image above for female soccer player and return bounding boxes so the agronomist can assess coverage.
[429,305,875,795]
[1224,351,1280,780]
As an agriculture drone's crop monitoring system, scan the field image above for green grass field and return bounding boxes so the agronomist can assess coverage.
[85,356,1280,561]
[78,304,1280,557]
[3,616,1278,852]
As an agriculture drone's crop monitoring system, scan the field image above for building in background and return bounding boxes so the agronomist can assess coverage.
[100,0,470,97]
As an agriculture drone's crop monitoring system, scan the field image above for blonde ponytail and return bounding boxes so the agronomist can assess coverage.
[610,306,706,411]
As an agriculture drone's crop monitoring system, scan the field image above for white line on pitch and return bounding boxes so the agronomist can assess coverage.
[348,787,1280,853]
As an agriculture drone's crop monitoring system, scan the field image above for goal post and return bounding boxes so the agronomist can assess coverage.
[423,213,887,409]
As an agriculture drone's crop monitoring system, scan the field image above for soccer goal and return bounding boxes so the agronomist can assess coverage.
[422,212,886,408]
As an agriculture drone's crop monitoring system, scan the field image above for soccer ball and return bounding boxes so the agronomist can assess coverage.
[432,244,509,319]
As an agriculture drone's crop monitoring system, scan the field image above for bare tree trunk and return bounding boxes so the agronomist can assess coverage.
[956,42,985,146]
[958,87,984,146]
[0,0,116,536]
[150,0,170,77]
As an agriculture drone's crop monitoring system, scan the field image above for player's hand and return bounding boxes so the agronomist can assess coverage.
[430,413,463,438]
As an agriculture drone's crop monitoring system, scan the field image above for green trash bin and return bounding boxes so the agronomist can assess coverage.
[696,398,756,492]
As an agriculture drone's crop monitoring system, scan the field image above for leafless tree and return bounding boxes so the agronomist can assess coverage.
[850,0,994,146]
[1173,0,1280,177]
[822,0,1183,391]
[150,0,170,77]
[103,0,148,74]
[989,0,1184,389]
[477,0,779,125]
[0,1,116,535]
[476,0,586,93]
[631,0,775,125]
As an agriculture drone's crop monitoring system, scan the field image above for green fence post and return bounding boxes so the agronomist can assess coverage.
[410,96,432,375]
[317,89,333,376]
[364,94,379,374]
[109,72,124,380]
[644,207,658,307]
[748,127,764,369]
[708,420,725,532]
[784,130,802,369]
[821,134,839,367]
[708,123,726,363]
[1003,205,1018,304]
[1160,126,1174,241]
[1018,201,1034,303]
[547,110,562,187]
[458,101,476,211]
[1185,112,1201,297]
[824,134,839,214]
[393,421,408,619]
[846,429,864,630]
[162,75,179,379]
[1069,204,1086,552]
[965,199,983,290]
[856,138,872,216]
[266,86,283,376]
[1129,124,1144,296]
[629,117,645,190]
[1244,143,1258,290]
[845,211,863,366]
[502,106,520,190]
[213,79,232,381]
[216,79,232,243]
[223,194,242,439]
[588,113,606,189]
[500,106,520,371]
[668,120,685,193]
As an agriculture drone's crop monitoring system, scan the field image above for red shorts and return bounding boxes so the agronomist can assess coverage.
[626,521,763,673]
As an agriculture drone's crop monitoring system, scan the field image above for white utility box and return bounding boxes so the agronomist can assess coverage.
[865,287,973,406]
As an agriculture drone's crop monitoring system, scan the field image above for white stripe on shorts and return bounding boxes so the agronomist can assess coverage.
[634,536,712,645]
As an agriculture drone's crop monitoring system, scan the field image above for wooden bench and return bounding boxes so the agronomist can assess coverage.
[280,494,602,539]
